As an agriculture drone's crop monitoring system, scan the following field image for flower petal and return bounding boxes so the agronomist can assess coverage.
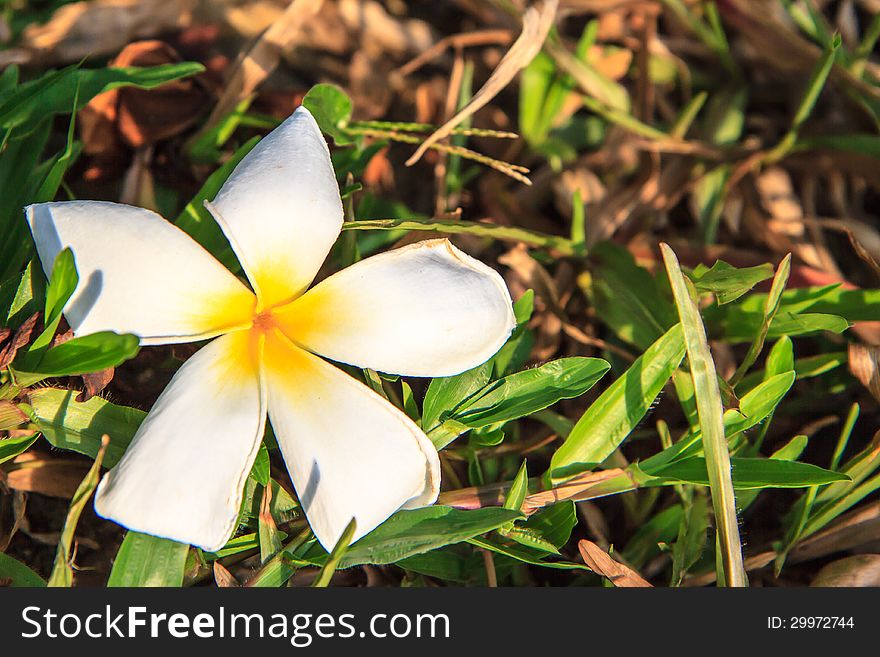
[207,106,343,309]
[26,201,256,345]
[275,239,516,377]
[94,330,266,552]
[263,330,440,550]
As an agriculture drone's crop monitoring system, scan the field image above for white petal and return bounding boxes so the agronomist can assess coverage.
[94,330,266,552]
[263,330,439,550]
[275,239,516,377]
[26,201,256,345]
[208,106,343,309]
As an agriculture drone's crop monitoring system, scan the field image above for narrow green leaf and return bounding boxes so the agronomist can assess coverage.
[0,432,39,465]
[661,243,746,587]
[300,506,522,568]
[504,461,529,511]
[689,260,774,304]
[640,456,849,489]
[549,324,685,480]
[729,254,791,386]
[20,331,139,382]
[48,435,108,586]
[312,519,357,587]
[452,357,610,428]
[175,136,259,271]
[107,533,189,587]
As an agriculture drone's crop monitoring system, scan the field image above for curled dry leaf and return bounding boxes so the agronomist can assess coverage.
[848,343,880,402]
[80,40,210,158]
[810,554,880,587]
[213,561,241,588]
[405,0,559,168]
[5,453,91,499]
[78,368,116,403]
[578,539,652,587]
[0,312,39,370]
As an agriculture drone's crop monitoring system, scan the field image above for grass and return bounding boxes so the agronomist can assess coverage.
[1,0,879,588]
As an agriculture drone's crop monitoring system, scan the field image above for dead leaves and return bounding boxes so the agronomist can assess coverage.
[80,40,210,157]
[405,0,559,170]
[5,0,196,66]
[201,0,325,135]
[578,539,652,587]
[810,554,880,587]
[848,343,880,402]
[0,313,39,370]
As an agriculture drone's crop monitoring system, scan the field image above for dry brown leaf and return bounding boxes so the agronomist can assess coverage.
[9,0,195,66]
[80,40,210,157]
[5,454,90,499]
[78,368,115,403]
[848,343,880,402]
[213,561,241,588]
[0,313,39,370]
[578,539,652,587]
[202,0,324,135]
[810,555,880,587]
[405,0,558,167]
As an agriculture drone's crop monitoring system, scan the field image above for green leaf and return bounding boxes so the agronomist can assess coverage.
[729,254,791,385]
[43,248,78,329]
[518,501,578,551]
[175,136,259,271]
[670,493,709,586]
[640,457,849,489]
[302,506,522,568]
[302,83,353,145]
[48,435,108,587]
[549,324,686,480]
[705,285,862,342]
[0,63,205,134]
[689,260,773,304]
[586,242,676,349]
[451,357,610,428]
[25,248,79,361]
[19,331,139,383]
[0,552,46,587]
[504,461,529,511]
[250,444,270,486]
[29,387,144,468]
[0,432,39,465]
[469,536,589,572]
[661,243,745,587]
[107,532,189,587]
[312,518,357,587]
[422,361,492,432]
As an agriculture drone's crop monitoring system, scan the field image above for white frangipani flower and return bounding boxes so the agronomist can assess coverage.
[25,107,515,552]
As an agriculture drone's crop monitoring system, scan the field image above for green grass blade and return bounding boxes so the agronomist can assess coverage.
[311,519,357,587]
[660,243,746,587]
[729,254,791,386]
[48,434,108,586]
[107,532,189,587]
[548,324,685,481]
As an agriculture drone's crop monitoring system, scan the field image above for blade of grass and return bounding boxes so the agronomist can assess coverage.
[342,217,577,255]
[47,434,109,587]
[729,254,791,386]
[765,34,840,163]
[660,243,746,587]
[311,518,357,587]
